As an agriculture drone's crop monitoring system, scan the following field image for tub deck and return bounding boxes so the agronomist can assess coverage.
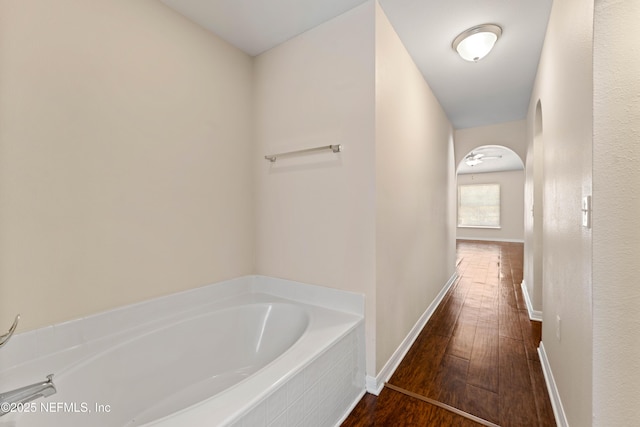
[0,276,365,427]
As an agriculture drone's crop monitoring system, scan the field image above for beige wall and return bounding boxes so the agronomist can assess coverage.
[2,0,458,383]
[374,2,456,373]
[456,170,524,242]
[593,0,640,424]
[0,0,255,332]
[523,102,545,312]
[454,120,527,171]
[253,2,377,374]
[525,0,594,424]
[254,1,456,377]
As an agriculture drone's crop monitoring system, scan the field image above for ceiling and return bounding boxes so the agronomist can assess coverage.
[159,0,552,129]
[457,146,524,175]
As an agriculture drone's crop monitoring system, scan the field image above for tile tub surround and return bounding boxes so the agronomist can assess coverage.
[0,276,365,426]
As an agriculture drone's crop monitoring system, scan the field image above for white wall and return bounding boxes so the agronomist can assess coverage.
[0,0,255,332]
[374,2,456,373]
[254,1,378,374]
[456,170,524,242]
[525,0,593,424]
[593,0,640,424]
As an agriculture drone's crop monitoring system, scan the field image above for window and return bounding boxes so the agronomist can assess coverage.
[458,184,500,227]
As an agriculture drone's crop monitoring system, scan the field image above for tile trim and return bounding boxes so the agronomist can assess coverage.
[365,272,458,395]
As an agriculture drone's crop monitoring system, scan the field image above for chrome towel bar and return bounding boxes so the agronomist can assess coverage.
[0,314,19,348]
[264,144,342,163]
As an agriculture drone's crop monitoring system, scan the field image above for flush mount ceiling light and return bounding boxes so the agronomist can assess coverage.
[452,24,502,62]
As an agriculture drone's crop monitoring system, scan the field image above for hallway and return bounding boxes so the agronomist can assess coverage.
[342,240,556,426]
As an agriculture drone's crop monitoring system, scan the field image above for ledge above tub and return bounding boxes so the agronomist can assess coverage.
[248,275,365,317]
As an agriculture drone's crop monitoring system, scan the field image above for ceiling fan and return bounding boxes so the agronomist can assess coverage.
[464,151,502,166]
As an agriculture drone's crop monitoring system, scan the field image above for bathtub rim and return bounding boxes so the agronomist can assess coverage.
[144,303,364,426]
[50,300,310,382]
[0,275,365,426]
[0,275,364,376]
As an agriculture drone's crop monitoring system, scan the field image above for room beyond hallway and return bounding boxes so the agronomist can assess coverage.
[342,240,555,426]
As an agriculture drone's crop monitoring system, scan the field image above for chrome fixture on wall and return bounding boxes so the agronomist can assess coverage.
[0,374,57,416]
[0,314,19,348]
[264,144,342,163]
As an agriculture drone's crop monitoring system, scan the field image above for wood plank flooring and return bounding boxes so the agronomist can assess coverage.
[342,240,556,427]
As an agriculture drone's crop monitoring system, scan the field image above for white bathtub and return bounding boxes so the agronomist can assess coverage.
[0,276,365,427]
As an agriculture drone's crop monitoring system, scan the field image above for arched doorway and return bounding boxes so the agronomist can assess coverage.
[456,145,525,242]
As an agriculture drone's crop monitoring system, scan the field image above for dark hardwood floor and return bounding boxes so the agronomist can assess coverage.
[342,240,556,427]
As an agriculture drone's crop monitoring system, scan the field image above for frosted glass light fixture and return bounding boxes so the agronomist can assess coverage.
[452,24,502,62]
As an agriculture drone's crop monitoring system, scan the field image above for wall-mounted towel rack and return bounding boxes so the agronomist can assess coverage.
[264,144,342,163]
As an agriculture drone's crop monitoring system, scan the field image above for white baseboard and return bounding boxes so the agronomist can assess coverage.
[365,272,458,395]
[334,388,366,427]
[456,237,525,243]
[365,375,383,395]
[521,280,543,321]
[538,342,569,427]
